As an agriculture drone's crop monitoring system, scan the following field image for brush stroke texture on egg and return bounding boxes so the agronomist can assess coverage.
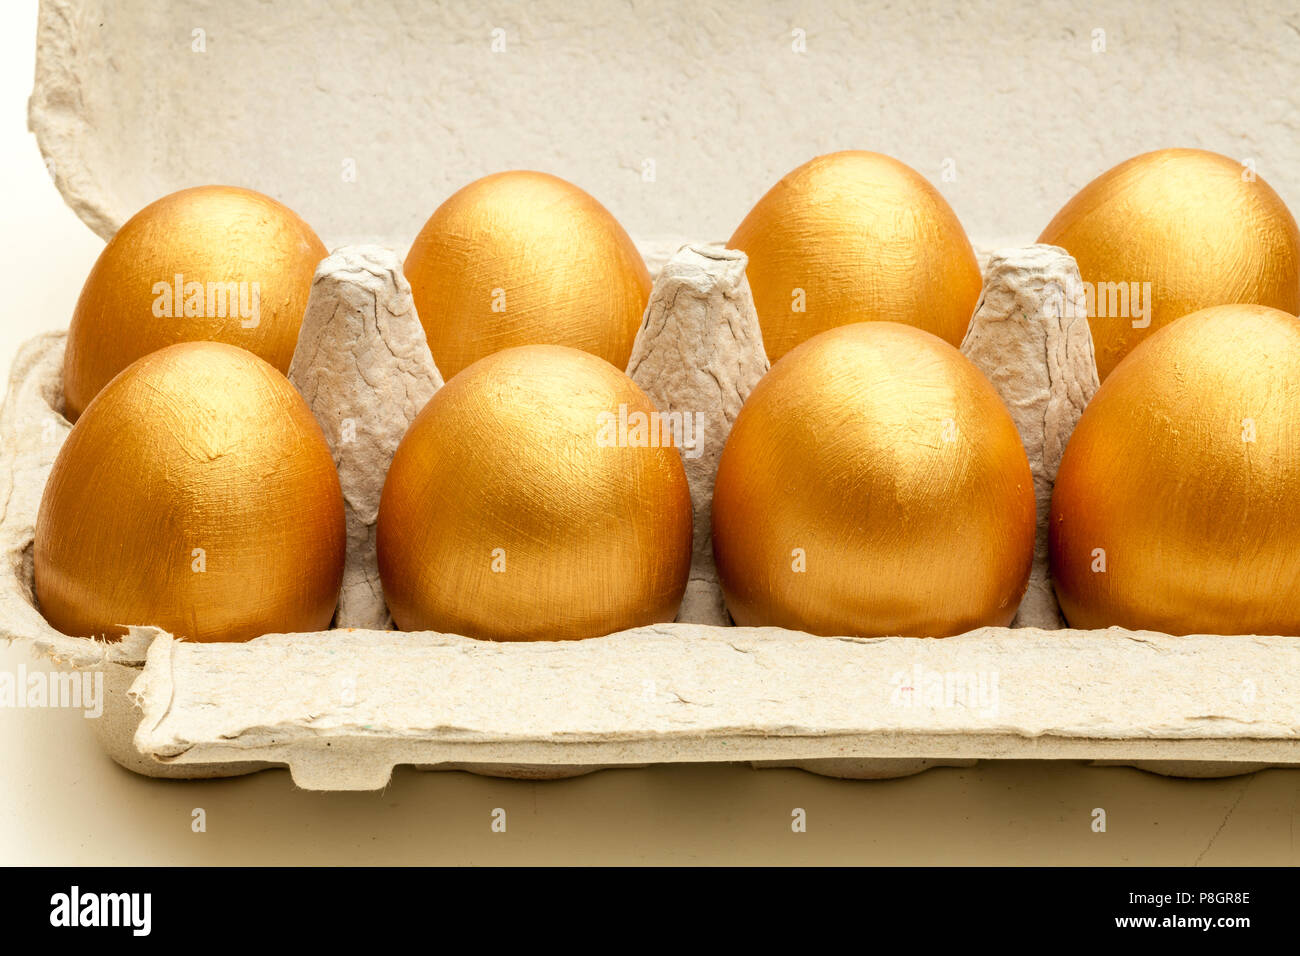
[63,185,327,420]
[1051,305,1300,635]
[404,171,651,380]
[377,345,692,641]
[728,151,982,363]
[712,322,1036,638]
[36,342,346,643]
[1039,148,1300,380]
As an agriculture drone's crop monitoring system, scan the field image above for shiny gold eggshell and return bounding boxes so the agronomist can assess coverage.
[1039,148,1300,381]
[377,345,692,641]
[403,171,652,380]
[1050,304,1300,635]
[712,322,1036,637]
[36,342,346,643]
[727,151,983,363]
[63,185,327,421]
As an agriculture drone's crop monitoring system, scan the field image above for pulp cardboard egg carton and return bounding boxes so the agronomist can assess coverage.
[6,0,1299,790]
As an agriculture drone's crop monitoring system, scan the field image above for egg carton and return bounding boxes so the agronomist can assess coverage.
[10,0,1300,789]
[5,243,1300,789]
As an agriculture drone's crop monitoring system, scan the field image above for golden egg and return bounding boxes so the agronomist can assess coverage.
[377,345,692,640]
[712,322,1036,637]
[1039,148,1300,381]
[63,185,327,421]
[1050,304,1300,635]
[403,171,651,380]
[36,342,346,643]
[727,151,983,363]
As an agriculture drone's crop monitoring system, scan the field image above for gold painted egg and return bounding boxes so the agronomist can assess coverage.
[712,322,1036,637]
[1039,148,1300,380]
[403,171,651,380]
[63,185,328,421]
[727,151,983,363]
[1050,304,1300,635]
[377,345,692,641]
[36,342,346,643]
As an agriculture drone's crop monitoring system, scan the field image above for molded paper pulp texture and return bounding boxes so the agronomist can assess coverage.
[628,244,769,626]
[288,247,444,631]
[27,0,1300,250]
[961,245,1100,629]
[129,625,1300,790]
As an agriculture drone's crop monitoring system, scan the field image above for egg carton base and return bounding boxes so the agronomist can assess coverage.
[6,334,1300,788]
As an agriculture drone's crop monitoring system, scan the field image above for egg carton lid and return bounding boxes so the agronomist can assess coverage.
[27,0,1300,252]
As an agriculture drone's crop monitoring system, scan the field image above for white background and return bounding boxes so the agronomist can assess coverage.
[2,1,1297,865]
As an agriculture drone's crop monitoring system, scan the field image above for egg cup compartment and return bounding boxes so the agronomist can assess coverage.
[4,246,1299,789]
